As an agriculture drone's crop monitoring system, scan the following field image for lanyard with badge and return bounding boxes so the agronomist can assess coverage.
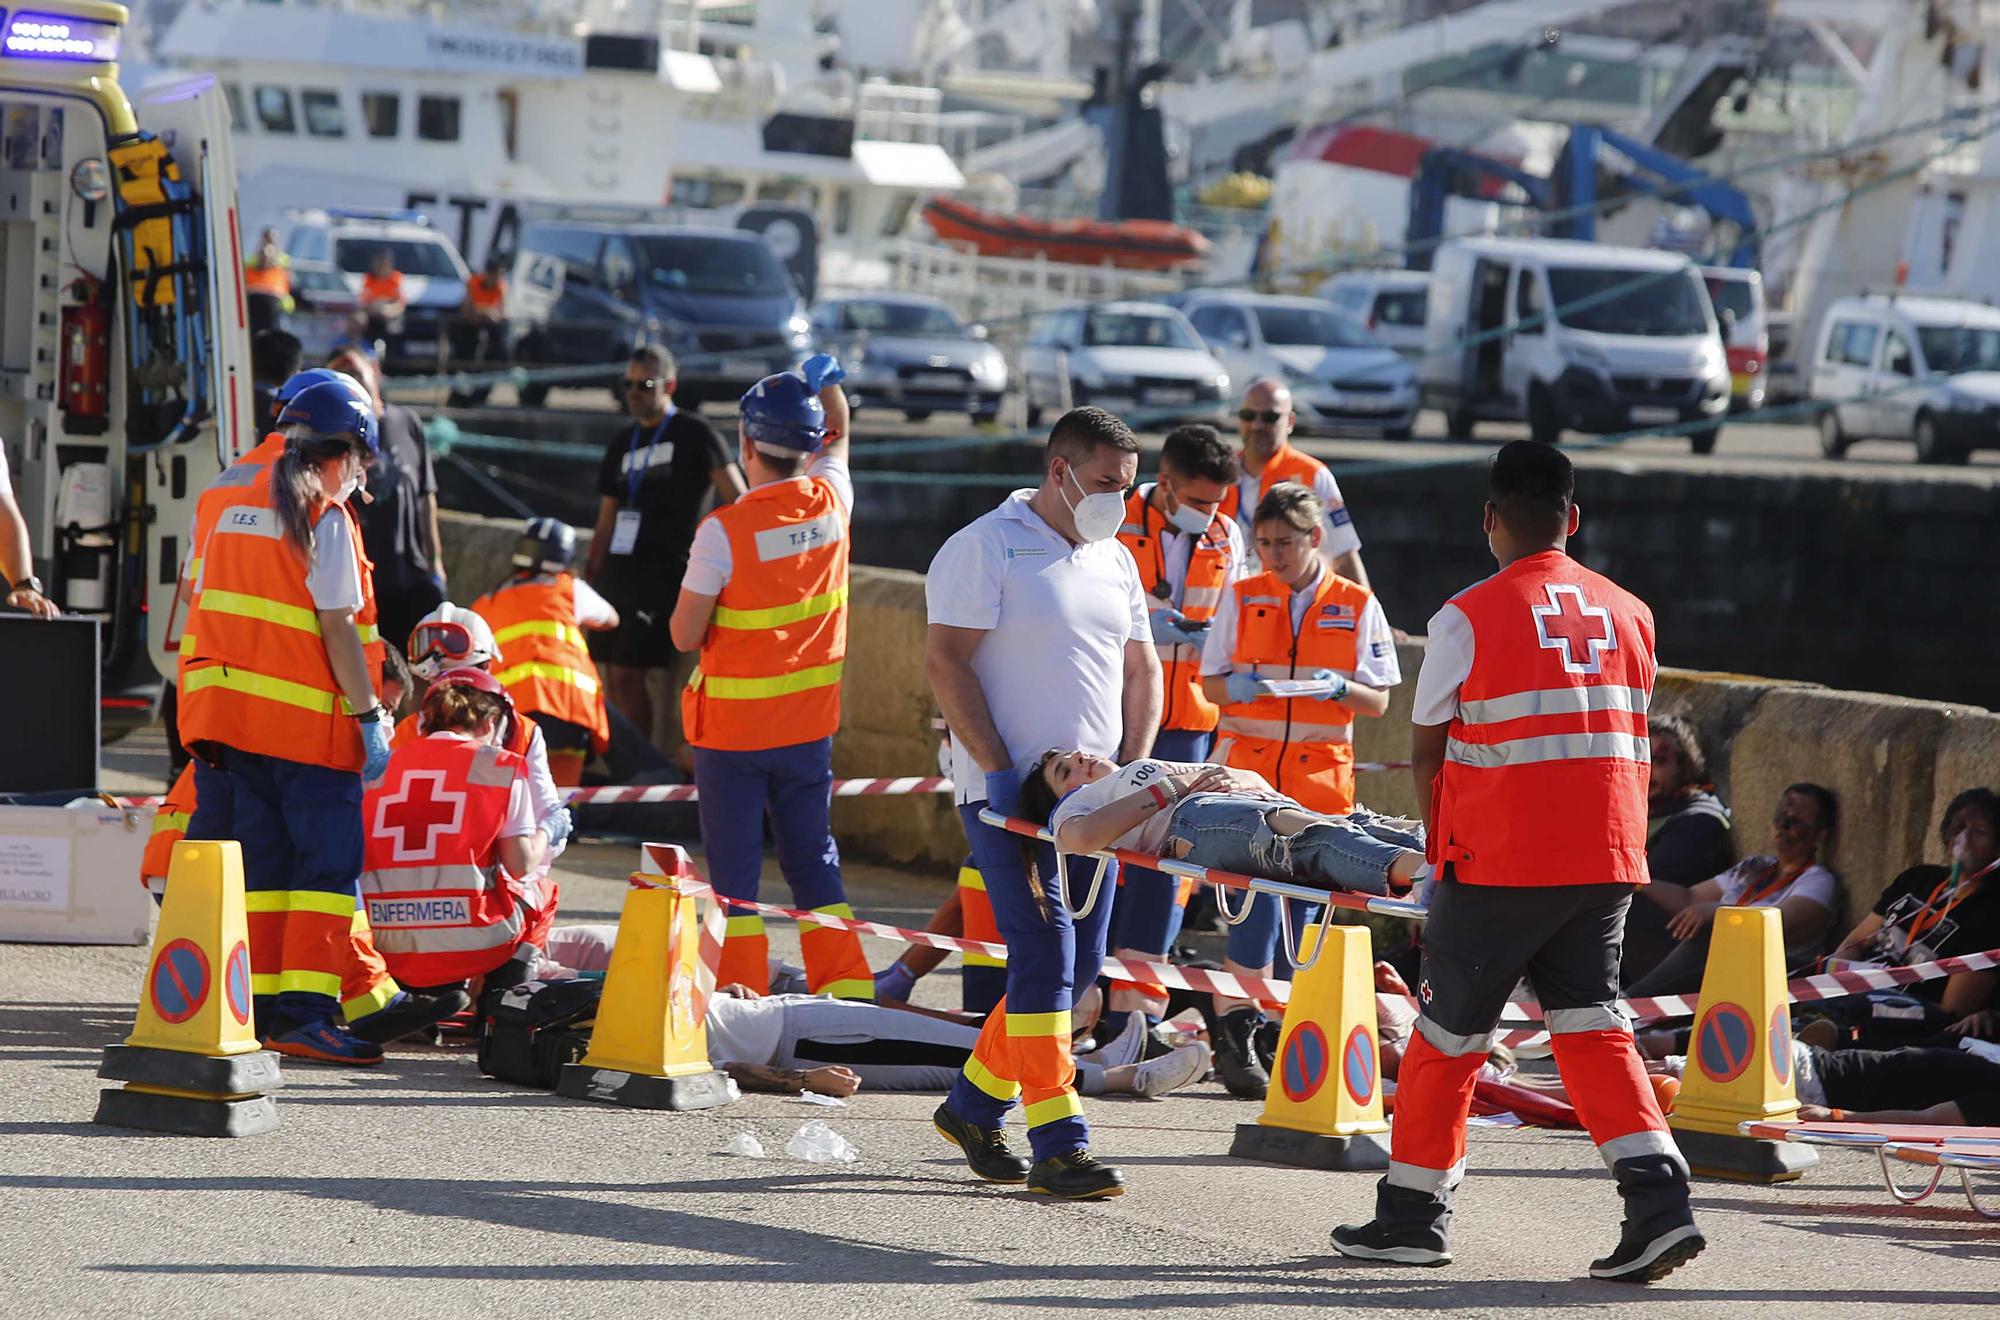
[610,415,670,556]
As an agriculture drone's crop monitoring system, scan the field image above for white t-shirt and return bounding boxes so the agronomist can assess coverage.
[1410,601,1476,727]
[1714,857,1838,913]
[1235,457,1362,563]
[928,490,1150,802]
[1129,485,1249,606]
[1200,565,1401,690]
[704,992,791,1066]
[306,506,364,613]
[1051,757,1292,853]
[681,453,852,597]
[573,576,618,628]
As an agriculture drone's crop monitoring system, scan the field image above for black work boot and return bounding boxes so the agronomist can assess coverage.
[1332,1176,1454,1266]
[1213,1006,1270,1099]
[932,1104,1031,1184]
[348,986,472,1045]
[1026,1149,1126,1200]
[1591,1153,1703,1282]
[1253,1015,1281,1072]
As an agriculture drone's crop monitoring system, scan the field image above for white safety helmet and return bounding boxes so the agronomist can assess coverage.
[407,601,500,680]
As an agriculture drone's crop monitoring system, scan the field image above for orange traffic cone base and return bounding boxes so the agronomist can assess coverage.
[556,1063,733,1111]
[1230,1123,1389,1171]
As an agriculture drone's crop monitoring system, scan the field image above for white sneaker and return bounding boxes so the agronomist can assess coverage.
[1131,1042,1212,1098]
[1079,1013,1148,1068]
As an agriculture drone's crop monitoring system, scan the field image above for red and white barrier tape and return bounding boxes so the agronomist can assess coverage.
[114,762,1414,812]
[628,868,1302,1003]
[1500,944,2000,1024]
[111,775,955,812]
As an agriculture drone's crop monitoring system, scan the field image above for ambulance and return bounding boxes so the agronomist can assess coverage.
[0,1,253,729]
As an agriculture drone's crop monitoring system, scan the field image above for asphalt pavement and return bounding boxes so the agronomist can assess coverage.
[1,737,1993,1318]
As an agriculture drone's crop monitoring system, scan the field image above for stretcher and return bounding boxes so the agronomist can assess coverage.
[1741,1120,2000,1214]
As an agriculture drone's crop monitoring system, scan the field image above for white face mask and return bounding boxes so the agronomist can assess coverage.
[1060,463,1125,543]
[1163,482,1213,536]
[328,457,362,506]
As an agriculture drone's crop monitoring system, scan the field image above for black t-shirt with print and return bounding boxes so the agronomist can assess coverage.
[593,409,731,607]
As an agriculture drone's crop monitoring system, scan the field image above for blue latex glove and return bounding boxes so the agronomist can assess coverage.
[1308,668,1351,702]
[1223,671,1271,704]
[1148,605,1191,646]
[540,805,574,850]
[361,718,393,783]
[984,767,1023,818]
[801,352,845,392]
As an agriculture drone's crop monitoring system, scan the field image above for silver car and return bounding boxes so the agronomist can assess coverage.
[808,295,1007,422]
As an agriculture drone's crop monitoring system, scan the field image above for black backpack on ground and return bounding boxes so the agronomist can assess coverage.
[477,978,603,1089]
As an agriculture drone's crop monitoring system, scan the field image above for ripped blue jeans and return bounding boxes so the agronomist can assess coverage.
[1163,794,1424,970]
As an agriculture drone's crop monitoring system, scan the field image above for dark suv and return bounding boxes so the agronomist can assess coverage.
[507,222,810,407]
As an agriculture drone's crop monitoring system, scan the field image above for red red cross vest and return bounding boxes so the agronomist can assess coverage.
[358,733,541,983]
[1431,549,1655,888]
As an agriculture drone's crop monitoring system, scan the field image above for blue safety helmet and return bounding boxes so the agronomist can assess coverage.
[277,379,379,457]
[512,516,577,574]
[739,370,827,453]
[271,367,344,416]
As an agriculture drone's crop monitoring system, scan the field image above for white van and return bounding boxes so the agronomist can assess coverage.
[1701,266,1769,413]
[1421,237,1731,452]
[1810,294,2000,464]
[1322,269,1431,360]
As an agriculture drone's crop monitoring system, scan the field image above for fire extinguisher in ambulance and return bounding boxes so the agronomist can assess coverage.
[60,284,110,427]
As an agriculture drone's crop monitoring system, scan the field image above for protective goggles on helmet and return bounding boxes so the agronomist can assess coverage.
[409,620,476,667]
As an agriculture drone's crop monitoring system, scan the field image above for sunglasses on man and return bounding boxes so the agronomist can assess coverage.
[624,377,663,391]
[1238,408,1287,424]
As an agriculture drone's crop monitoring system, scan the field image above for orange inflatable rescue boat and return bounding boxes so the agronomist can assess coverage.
[921,196,1209,272]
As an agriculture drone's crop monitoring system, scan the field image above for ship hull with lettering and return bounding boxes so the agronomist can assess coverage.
[147,0,965,275]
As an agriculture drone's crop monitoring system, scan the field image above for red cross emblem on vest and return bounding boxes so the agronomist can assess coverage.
[373,769,468,862]
[1531,583,1615,675]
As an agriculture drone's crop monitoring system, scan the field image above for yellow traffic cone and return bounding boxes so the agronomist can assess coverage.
[95,840,283,1136]
[1669,905,1817,1182]
[1230,915,1390,1170]
[556,843,732,1111]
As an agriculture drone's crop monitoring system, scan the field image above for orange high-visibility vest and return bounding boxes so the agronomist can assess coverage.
[243,254,291,299]
[1432,549,1655,888]
[178,468,384,772]
[140,764,200,886]
[465,272,505,312]
[683,475,848,752]
[1218,442,1327,527]
[176,433,286,677]
[359,733,550,984]
[474,575,610,753]
[1118,486,1235,734]
[1214,568,1372,813]
[361,270,404,306]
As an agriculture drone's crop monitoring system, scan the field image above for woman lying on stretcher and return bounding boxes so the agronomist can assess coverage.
[1019,752,1428,897]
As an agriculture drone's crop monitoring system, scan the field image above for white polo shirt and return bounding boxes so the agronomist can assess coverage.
[927,490,1150,803]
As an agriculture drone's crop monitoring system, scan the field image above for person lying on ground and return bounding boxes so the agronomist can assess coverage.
[704,983,1210,1100]
[534,924,1206,1097]
[1626,782,1842,997]
[1023,751,1427,897]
